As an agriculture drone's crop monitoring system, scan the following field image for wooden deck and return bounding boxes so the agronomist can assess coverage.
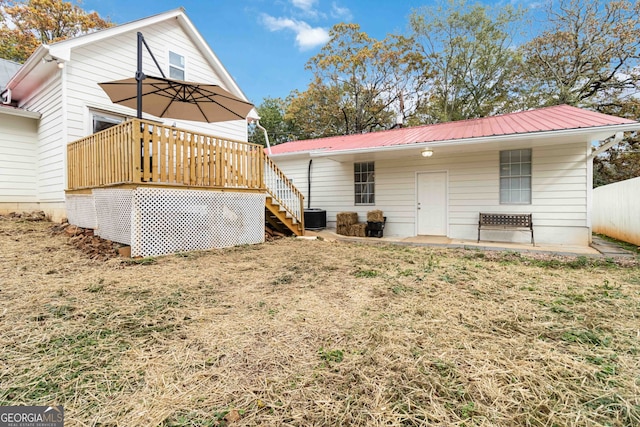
[66,119,304,235]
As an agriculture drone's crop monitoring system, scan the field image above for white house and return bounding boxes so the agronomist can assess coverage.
[0,8,252,222]
[269,105,640,246]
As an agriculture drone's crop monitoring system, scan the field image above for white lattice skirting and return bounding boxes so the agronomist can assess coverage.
[65,194,98,229]
[66,188,265,257]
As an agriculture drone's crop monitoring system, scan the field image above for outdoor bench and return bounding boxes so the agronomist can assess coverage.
[477,213,534,246]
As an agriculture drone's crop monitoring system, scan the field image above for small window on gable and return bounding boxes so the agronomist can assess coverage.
[354,161,375,205]
[92,112,123,133]
[500,149,532,204]
[169,51,185,80]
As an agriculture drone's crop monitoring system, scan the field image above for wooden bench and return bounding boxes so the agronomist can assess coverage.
[477,213,534,246]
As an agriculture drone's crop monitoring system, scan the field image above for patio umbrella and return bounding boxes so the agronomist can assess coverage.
[98,75,254,123]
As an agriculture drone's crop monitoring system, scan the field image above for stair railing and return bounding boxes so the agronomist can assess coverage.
[264,155,304,230]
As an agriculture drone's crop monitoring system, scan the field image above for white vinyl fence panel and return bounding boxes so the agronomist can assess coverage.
[592,176,640,245]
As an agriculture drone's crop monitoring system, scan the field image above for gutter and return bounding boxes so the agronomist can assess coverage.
[0,105,41,119]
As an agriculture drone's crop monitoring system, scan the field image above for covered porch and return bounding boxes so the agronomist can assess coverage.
[65,119,304,256]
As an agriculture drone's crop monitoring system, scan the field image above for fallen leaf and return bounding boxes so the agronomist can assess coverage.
[224,409,242,422]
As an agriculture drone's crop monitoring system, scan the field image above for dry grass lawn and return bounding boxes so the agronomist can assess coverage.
[1,217,639,426]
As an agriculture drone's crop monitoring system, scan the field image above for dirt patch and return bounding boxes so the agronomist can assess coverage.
[0,217,639,426]
[48,222,124,261]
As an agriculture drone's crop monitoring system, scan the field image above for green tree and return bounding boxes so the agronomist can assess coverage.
[0,0,112,63]
[248,97,296,147]
[285,82,349,140]
[520,0,640,185]
[408,0,524,123]
[286,23,420,138]
[521,0,640,109]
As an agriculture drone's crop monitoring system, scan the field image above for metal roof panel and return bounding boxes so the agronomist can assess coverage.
[270,105,637,155]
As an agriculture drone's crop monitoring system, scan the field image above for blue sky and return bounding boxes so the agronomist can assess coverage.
[81,0,533,105]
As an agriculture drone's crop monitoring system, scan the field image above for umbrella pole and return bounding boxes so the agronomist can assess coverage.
[134,32,166,181]
[136,32,145,180]
[136,32,143,119]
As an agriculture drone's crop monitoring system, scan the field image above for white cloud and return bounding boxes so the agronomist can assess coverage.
[262,14,330,50]
[291,0,317,12]
[331,2,352,20]
[289,0,324,19]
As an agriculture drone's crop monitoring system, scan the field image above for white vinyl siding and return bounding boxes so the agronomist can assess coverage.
[20,75,65,202]
[272,140,590,245]
[0,114,38,202]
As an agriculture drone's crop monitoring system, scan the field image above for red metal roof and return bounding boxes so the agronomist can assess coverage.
[269,105,636,155]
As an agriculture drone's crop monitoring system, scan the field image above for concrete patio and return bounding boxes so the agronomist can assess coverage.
[306,228,636,258]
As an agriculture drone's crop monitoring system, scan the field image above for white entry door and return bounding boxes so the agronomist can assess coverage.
[417,172,447,235]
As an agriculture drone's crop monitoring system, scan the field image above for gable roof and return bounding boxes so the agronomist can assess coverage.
[270,105,639,157]
[5,8,249,103]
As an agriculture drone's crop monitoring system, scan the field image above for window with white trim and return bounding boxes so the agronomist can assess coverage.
[169,51,185,80]
[354,162,375,205]
[500,149,531,204]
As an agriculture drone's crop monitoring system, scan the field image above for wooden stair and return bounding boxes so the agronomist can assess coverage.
[265,196,304,236]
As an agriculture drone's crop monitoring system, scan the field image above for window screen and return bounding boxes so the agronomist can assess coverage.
[169,51,185,80]
[500,149,532,204]
[354,162,375,205]
[92,114,123,133]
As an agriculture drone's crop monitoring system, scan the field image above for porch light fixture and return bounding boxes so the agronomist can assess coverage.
[421,148,434,157]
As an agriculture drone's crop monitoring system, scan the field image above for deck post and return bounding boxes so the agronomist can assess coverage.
[259,150,265,190]
[299,194,305,235]
[132,119,142,183]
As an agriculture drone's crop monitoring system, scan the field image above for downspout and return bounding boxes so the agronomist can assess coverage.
[1,88,11,104]
[586,141,594,243]
[255,120,272,155]
[307,159,312,209]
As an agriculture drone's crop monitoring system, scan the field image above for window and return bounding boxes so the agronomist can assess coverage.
[354,162,375,205]
[500,149,531,204]
[169,51,185,80]
[92,112,123,133]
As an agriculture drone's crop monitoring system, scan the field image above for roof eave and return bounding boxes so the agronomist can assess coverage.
[294,123,640,159]
[47,8,186,59]
[0,106,41,119]
[269,150,315,159]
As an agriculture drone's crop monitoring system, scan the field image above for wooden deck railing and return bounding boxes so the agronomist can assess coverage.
[67,120,139,189]
[67,118,305,230]
[67,119,265,190]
